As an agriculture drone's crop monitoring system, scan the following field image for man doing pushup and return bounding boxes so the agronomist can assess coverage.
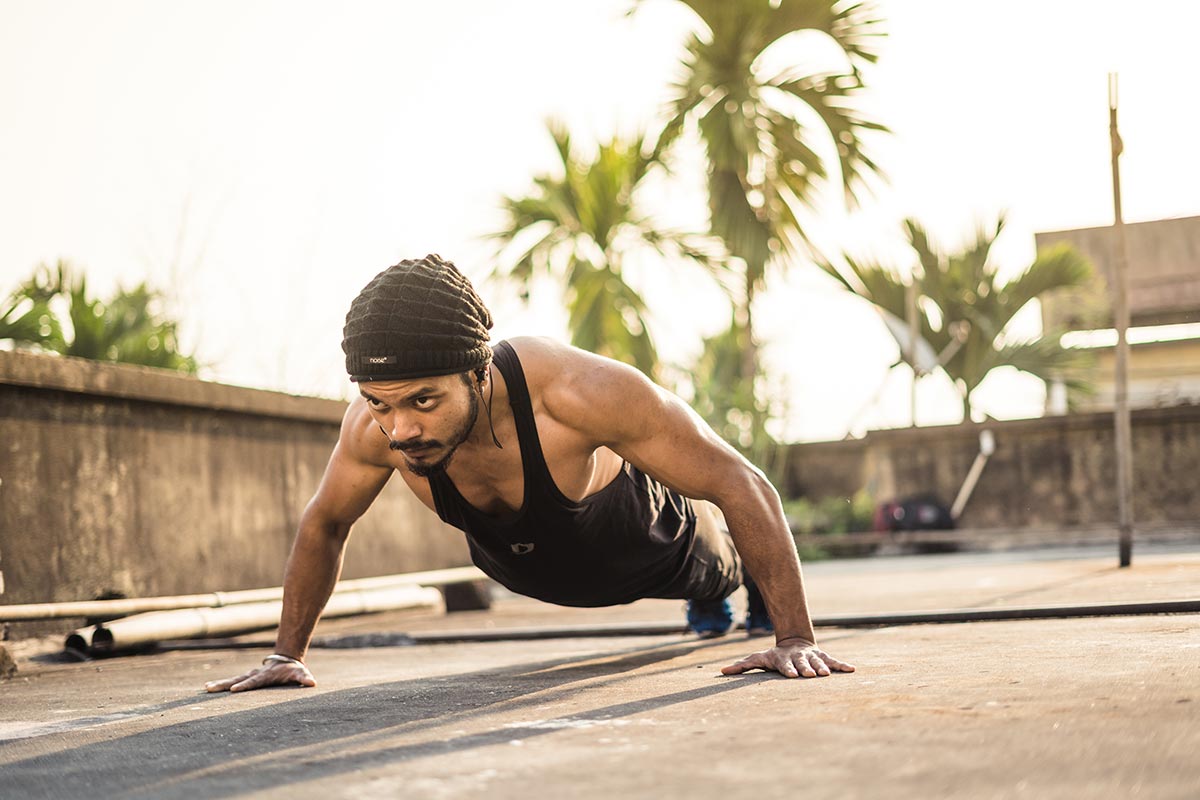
[206,254,853,692]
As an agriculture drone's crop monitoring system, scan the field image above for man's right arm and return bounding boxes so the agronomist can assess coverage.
[205,402,393,693]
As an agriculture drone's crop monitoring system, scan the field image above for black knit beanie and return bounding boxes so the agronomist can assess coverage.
[342,254,494,382]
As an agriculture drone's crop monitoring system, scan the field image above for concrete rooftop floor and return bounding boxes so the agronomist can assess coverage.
[1,544,1198,799]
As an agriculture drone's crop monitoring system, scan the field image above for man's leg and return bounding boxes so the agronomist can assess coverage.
[675,502,773,638]
[686,597,734,639]
[650,502,776,637]
[742,573,773,636]
[676,506,748,638]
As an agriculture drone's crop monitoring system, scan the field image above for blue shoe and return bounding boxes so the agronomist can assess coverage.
[745,582,774,636]
[686,597,733,639]
[745,610,774,636]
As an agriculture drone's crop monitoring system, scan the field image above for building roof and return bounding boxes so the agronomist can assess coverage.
[1036,215,1200,330]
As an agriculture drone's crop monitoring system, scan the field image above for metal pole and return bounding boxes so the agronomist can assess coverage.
[907,279,919,426]
[1108,73,1135,567]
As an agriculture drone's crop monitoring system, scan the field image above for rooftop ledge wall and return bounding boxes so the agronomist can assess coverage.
[0,350,468,617]
[784,404,1200,530]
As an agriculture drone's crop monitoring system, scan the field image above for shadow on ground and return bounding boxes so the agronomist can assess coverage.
[1,637,776,799]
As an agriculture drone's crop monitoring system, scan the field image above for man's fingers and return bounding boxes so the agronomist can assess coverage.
[821,653,856,673]
[229,671,269,693]
[723,646,855,679]
[790,653,817,678]
[232,664,316,692]
[720,658,754,675]
[807,652,831,677]
[229,678,259,693]
[721,653,768,675]
[205,673,251,693]
[205,664,316,694]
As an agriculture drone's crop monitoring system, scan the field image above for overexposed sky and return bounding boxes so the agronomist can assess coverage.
[2,1,1198,441]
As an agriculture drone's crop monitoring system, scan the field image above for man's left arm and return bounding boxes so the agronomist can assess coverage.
[551,351,854,679]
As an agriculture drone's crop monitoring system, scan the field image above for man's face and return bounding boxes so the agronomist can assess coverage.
[359,372,480,477]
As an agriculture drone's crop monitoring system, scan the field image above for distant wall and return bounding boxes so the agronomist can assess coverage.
[783,405,1200,529]
[1038,215,1200,329]
[0,351,469,611]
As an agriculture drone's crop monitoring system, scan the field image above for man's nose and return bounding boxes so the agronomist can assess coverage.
[385,413,422,442]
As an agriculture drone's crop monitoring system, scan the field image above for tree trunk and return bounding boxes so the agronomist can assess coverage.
[740,268,757,387]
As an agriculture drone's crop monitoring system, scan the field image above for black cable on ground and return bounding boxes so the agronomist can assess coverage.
[145,598,1200,655]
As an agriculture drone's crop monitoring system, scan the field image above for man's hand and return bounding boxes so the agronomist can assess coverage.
[721,637,855,679]
[204,659,317,693]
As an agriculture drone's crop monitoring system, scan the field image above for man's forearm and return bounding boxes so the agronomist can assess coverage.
[273,516,351,660]
[719,474,817,644]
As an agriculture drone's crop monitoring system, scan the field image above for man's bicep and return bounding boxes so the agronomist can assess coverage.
[622,396,753,502]
[575,361,751,502]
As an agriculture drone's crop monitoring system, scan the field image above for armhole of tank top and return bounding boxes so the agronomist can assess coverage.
[425,471,454,524]
[492,341,561,499]
[494,341,642,510]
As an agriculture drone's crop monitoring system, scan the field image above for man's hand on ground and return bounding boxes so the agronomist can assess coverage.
[721,637,855,679]
[204,660,317,693]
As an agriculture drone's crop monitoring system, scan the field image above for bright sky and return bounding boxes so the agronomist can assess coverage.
[2,1,1198,441]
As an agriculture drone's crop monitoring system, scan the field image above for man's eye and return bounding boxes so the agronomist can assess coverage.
[413,396,434,408]
[366,398,386,409]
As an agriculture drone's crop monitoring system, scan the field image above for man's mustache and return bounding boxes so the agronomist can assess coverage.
[390,438,442,452]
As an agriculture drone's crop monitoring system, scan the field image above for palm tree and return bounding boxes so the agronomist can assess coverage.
[488,120,724,382]
[0,266,62,350]
[649,0,887,386]
[0,261,198,373]
[818,216,1094,419]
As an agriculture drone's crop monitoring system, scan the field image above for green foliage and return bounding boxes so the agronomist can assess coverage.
[687,319,758,444]
[782,489,875,536]
[650,0,885,319]
[644,0,888,452]
[488,120,725,382]
[783,489,878,561]
[794,537,832,563]
[817,216,1095,418]
[0,266,63,348]
[683,318,788,480]
[0,261,198,373]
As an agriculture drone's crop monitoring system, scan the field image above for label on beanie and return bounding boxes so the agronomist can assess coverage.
[366,356,398,365]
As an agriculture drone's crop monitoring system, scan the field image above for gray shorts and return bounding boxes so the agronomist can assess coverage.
[651,501,744,602]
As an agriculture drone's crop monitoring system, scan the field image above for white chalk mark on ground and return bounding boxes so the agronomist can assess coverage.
[0,712,141,742]
[503,717,656,730]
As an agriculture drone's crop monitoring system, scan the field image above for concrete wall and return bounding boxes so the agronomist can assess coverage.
[0,350,469,611]
[1068,337,1200,412]
[1038,215,1200,329]
[784,404,1200,529]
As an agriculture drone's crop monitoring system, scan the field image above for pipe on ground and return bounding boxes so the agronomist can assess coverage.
[66,585,444,655]
[2,566,485,622]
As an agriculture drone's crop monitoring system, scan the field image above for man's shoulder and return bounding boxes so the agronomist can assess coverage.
[505,336,623,394]
[503,335,574,363]
[504,337,584,387]
[503,337,655,433]
[336,396,393,467]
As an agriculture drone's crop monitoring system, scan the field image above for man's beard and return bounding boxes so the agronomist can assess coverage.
[390,383,480,477]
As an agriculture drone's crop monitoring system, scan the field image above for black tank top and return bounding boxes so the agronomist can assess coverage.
[427,341,697,607]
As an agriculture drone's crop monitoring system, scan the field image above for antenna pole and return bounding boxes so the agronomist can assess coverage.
[1108,72,1135,568]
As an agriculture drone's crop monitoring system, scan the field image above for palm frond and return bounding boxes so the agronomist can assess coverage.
[485,120,729,382]
[768,71,887,202]
[996,243,1093,326]
[992,336,1095,385]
